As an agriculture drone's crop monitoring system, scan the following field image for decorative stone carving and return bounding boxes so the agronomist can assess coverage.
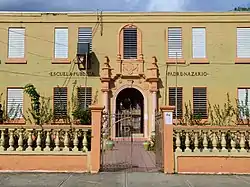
[143,83,149,91]
[122,63,139,75]
[115,54,144,78]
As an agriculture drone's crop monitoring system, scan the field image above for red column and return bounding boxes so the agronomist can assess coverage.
[160,106,175,174]
[89,105,104,173]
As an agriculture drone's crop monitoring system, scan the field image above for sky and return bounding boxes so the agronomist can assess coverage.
[0,0,249,12]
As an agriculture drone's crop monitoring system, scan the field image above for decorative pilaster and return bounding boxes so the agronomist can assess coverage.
[100,56,112,113]
[146,56,159,134]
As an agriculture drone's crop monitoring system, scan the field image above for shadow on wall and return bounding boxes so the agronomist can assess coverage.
[89,52,100,77]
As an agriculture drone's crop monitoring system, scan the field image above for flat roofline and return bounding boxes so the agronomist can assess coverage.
[0,11,249,15]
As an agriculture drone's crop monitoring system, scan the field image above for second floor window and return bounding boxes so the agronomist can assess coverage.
[8,28,25,58]
[53,87,67,119]
[169,87,183,119]
[54,28,68,59]
[123,27,137,59]
[193,87,207,119]
[168,27,182,59]
[192,28,206,59]
[78,27,92,52]
[237,27,250,58]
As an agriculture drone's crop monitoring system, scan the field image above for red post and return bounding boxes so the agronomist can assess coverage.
[89,105,104,173]
[160,106,175,174]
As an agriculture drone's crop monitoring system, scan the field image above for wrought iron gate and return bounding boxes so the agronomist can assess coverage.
[155,110,164,172]
[100,110,134,172]
[100,109,164,172]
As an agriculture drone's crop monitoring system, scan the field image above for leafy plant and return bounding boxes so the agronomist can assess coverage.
[179,101,206,126]
[234,90,250,125]
[208,93,235,126]
[0,92,22,122]
[72,108,91,125]
[71,83,99,125]
[177,93,250,126]
[71,84,91,125]
[24,84,53,125]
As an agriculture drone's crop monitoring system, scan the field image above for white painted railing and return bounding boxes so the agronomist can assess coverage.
[173,126,250,153]
[0,125,91,154]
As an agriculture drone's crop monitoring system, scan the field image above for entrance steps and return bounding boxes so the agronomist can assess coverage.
[112,137,147,142]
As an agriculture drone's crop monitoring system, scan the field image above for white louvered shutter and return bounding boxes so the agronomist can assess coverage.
[7,88,23,119]
[237,28,250,58]
[78,87,92,109]
[54,28,68,58]
[238,88,250,119]
[192,28,206,58]
[168,28,182,58]
[78,27,92,52]
[8,28,25,58]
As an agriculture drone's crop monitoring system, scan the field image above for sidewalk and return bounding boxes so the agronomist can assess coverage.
[0,172,250,187]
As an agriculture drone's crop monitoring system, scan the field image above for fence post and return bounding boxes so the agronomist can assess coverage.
[160,106,175,174]
[89,105,104,173]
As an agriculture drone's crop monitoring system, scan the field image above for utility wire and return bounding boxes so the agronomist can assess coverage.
[0,40,52,61]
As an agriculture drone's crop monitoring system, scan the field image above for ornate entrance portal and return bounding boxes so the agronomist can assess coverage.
[100,55,160,139]
[99,55,162,172]
[116,88,144,137]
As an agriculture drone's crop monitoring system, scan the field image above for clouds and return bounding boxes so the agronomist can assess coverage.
[0,0,249,12]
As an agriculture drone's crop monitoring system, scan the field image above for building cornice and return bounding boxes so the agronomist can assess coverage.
[0,11,250,24]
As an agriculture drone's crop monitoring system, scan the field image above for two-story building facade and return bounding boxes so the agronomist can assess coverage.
[0,11,250,139]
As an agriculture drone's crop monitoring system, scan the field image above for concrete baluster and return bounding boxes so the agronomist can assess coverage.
[7,129,15,151]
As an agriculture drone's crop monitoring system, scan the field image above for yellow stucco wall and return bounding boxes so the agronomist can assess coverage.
[0,12,249,134]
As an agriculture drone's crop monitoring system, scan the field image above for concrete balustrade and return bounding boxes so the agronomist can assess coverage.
[0,105,104,173]
[173,126,250,153]
[0,125,91,154]
[172,125,250,174]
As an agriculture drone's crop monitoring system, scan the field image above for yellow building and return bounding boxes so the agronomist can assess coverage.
[0,11,250,139]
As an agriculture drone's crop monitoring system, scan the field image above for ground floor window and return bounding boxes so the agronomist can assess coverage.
[53,87,67,119]
[7,88,24,119]
[237,88,250,119]
[168,87,183,119]
[77,87,92,109]
[193,87,207,119]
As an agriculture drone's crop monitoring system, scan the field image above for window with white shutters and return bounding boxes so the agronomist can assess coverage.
[78,27,92,52]
[169,87,183,118]
[78,87,92,110]
[8,28,25,58]
[54,28,68,59]
[192,28,206,58]
[237,28,250,58]
[193,87,207,119]
[168,27,182,58]
[53,87,67,118]
[7,88,23,119]
[237,88,250,119]
[123,28,137,59]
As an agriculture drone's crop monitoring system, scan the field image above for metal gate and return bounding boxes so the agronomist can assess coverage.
[100,109,164,172]
[155,110,164,172]
[100,110,134,172]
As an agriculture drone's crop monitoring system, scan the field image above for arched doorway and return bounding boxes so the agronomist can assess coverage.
[115,88,144,137]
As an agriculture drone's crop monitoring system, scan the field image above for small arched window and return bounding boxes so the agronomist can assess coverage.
[119,24,142,60]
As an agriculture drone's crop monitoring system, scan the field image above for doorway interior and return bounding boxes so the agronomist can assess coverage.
[115,88,144,137]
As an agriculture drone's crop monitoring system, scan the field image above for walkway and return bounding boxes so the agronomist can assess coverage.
[101,141,159,172]
[1,172,250,187]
